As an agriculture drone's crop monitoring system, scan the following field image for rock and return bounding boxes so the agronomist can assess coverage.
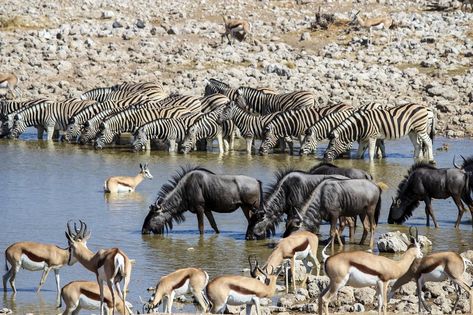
[354,287,376,304]
[426,85,459,100]
[307,275,329,298]
[168,27,179,35]
[112,21,123,28]
[353,303,365,312]
[300,32,311,41]
[136,19,146,29]
[101,11,114,19]
[377,231,432,252]
[278,294,296,308]
[0,309,12,314]
[264,63,291,77]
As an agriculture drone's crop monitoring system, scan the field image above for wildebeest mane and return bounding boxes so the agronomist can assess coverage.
[308,162,338,173]
[156,165,215,202]
[462,156,473,171]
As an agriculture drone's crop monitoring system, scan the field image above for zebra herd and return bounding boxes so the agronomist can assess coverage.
[0,79,436,162]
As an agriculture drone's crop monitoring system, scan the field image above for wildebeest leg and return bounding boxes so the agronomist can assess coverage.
[242,205,257,240]
[196,208,205,234]
[424,197,439,228]
[453,195,468,228]
[204,211,220,234]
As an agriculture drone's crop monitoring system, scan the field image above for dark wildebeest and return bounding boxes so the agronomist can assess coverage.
[454,155,473,186]
[141,166,263,239]
[388,162,473,228]
[308,162,372,180]
[251,169,348,239]
[284,178,382,250]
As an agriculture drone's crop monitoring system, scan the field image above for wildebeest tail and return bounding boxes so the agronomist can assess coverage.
[374,188,382,225]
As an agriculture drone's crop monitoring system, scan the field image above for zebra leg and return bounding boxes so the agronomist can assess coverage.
[37,126,45,140]
[368,138,377,161]
[408,132,422,160]
[223,139,230,152]
[419,132,434,163]
[206,139,213,152]
[168,139,176,152]
[245,138,253,154]
[46,126,55,140]
[217,133,224,153]
[356,140,369,159]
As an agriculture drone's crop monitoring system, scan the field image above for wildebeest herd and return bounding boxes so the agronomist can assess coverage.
[0,80,436,162]
[3,157,473,315]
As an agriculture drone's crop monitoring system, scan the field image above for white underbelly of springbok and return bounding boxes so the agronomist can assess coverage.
[174,279,191,296]
[347,266,380,287]
[20,254,47,271]
[116,184,134,193]
[294,246,310,260]
[420,266,448,283]
[227,290,256,305]
[78,294,103,310]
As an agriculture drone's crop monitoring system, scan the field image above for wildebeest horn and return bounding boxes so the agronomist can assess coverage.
[453,156,461,169]
[461,155,466,162]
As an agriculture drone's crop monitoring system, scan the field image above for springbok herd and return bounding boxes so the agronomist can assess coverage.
[0,77,437,163]
[4,158,473,315]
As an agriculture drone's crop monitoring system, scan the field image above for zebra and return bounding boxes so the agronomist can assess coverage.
[235,86,315,115]
[78,107,129,144]
[324,103,436,162]
[217,101,280,154]
[94,95,202,149]
[111,81,165,93]
[200,93,231,113]
[204,79,277,102]
[64,93,148,142]
[80,83,166,102]
[299,103,390,156]
[180,107,228,154]
[0,98,51,137]
[131,111,203,152]
[8,99,95,140]
[259,103,353,155]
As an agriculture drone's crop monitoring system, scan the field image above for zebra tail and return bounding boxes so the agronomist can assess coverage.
[429,111,436,143]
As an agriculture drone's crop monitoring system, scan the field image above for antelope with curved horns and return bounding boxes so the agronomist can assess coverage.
[104,163,153,193]
[352,11,393,46]
[221,15,251,45]
[0,73,20,99]
[388,251,473,314]
[206,260,281,315]
[144,268,208,313]
[3,241,77,306]
[59,280,133,315]
[65,220,132,315]
[249,230,320,294]
[319,227,422,315]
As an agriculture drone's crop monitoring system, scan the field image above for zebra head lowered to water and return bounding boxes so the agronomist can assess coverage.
[141,166,263,239]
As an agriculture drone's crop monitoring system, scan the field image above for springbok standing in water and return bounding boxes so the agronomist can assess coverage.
[104,163,153,193]
[3,241,78,306]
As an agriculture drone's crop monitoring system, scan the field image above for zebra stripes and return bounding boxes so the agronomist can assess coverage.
[9,99,95,140]
[204,79,277,104]
[236,86,314,115]
[0,98,51,136]
[259,103,353,155]
[65,94,148,142]
[300,109,355,155]
[78,107,129,144]
[181,107,227,153]
[95,95,202,149]
[219,101,280,154]
[324,103,435,162]
[132,111,202,152]
[200,93,231,113]
[80,81,166,102]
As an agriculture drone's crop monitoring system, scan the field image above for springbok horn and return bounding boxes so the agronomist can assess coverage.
[139,296,150,314]
[295,208,303,220]
[66,220,74,237]
[248,255,257,278]
[74,222,81,234]
[453,156,461,169]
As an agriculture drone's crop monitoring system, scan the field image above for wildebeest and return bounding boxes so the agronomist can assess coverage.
[251,169,348,239]
[284,178,382,249]
[308,162,372,180]
[454,155,473,178]
[141,166,262,239]
[388,162,473,228]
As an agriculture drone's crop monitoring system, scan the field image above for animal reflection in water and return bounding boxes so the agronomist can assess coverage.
[104,163,153,193]
[141,166,262,240]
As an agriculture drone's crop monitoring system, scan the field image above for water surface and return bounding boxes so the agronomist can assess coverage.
[1,133,472,314]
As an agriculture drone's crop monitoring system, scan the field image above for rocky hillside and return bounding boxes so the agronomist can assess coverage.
[1,0,472,136]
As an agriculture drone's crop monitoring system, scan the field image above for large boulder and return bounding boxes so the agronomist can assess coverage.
[377,231,432,253]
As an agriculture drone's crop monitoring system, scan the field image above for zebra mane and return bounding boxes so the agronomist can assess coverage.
[208,78,230,89]
[156,165,215,202]
[308,162,339,173]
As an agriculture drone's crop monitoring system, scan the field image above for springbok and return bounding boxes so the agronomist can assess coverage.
[0,73,20,99]
[250,231,320,293]
[319,227,422,315]
[388,251,473,313]
[144,268,208,313]
[60,280,133,315]
[104,163,153,193]
[206,260,280,315]
[3,241,77,306]
[65,220,132,315]
[221,15,251,45]
[352,11,393,45]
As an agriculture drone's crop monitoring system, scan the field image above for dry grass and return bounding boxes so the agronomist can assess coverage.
[0,15,50,30]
